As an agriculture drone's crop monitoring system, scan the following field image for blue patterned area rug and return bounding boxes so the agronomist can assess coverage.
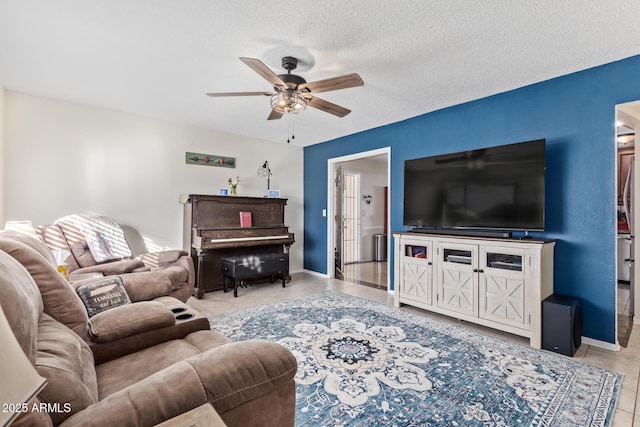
[209,291,621,426]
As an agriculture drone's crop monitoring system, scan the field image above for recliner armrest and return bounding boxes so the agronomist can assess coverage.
[136,250,189,268]
[73,259,147,275]
[88,301,175,343]
[118,270,174,302]
[90,299,210,364]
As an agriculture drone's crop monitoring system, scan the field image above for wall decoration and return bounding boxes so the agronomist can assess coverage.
[186,152,235,168]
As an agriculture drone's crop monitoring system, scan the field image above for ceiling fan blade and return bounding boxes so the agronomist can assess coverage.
[299,73,364,94]
[306,96,351,117]
[206,91,273,97]
[239,57,289,89]
[267,109,284,120]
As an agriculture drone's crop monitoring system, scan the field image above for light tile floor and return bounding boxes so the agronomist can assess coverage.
[187,272,640,426]
[619,282,634,347]
[342,261,388,289]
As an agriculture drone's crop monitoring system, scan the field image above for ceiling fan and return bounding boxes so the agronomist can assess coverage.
[206,56,364,120]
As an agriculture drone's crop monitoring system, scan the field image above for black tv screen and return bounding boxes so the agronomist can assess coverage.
[403,139,545,231]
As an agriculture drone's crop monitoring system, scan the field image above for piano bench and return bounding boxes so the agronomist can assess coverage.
[221,253,289,297]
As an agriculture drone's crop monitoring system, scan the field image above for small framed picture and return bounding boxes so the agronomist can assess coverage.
[267,189,281,198]
[220,189,228,195]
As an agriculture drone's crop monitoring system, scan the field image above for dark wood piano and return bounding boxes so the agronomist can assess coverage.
[180,194,295,298]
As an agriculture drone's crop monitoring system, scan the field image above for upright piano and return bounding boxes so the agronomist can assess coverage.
[180,194,295,298]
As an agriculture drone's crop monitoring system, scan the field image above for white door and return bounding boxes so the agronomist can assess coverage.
[342,173,360,264]
[334,165,344,279]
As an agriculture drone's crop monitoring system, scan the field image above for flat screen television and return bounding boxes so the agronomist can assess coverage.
[403,139,545,231]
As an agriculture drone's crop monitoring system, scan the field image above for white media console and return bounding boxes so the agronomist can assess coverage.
[393,232,555,348]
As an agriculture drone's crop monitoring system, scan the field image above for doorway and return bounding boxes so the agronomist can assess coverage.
[328,148,391,290]
[615,101,640,346]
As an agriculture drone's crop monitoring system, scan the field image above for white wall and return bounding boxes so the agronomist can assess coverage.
[4,90,304,271]
[0,85,4,227]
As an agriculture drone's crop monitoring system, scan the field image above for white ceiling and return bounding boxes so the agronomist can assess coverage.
[1,1,639,147]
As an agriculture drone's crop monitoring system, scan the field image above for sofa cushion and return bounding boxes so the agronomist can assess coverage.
[1,230,57,266]
[88,301,176,343]
[0,235,89,339]
[36,313,98,425]
[96,330,231,399]
[118,270,174,302]
[189,339,298,415]
[0,250,43,363]
[69,240,99,268]
[36,223,80,271]
[76,276,131,317]
[10,397,54,427]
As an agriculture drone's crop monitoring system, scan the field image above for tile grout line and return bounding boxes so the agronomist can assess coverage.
[635,371,640,419]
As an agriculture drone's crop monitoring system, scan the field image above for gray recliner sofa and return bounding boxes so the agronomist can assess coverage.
[0,232,297,426]
[37,214,195,302]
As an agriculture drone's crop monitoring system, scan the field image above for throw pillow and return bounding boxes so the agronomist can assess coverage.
[76,277,131,317]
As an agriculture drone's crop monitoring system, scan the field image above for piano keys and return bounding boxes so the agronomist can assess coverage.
[180,194,295,298]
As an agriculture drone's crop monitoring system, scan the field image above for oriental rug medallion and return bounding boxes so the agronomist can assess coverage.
[209,291,620,426]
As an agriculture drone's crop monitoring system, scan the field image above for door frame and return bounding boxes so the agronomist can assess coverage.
[616,101,640,332]
[326,147,391,290]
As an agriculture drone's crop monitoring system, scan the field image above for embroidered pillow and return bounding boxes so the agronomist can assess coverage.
[76,277,131,317]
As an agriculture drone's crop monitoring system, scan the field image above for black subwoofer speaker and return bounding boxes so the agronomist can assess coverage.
[542,295,582,357]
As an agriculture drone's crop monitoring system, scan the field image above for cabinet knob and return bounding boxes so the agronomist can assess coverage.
[479,269,484,273]
[427,261,432,265]
[473,268,478,273]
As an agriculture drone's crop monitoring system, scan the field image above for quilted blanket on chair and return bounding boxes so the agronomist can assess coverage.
[55,214,132,263]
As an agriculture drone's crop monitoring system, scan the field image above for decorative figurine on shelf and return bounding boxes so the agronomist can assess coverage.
[228,176,240,196]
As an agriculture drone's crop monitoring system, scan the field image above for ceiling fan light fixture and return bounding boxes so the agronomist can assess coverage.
[208,56,362,120]
[270,91,307,114]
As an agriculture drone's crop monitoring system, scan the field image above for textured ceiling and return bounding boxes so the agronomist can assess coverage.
[1,1,639,147]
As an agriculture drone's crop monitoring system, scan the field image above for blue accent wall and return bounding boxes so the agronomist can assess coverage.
[304,55,640,344]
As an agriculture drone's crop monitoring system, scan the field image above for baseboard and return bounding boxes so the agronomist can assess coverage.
[581,336,620,352]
